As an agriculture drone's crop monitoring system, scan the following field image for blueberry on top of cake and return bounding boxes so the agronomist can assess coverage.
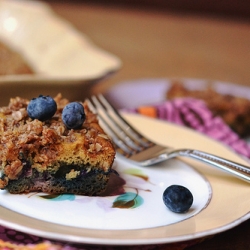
[0,94,116,195]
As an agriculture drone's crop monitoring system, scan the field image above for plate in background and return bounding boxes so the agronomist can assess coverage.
[105,78,250,109]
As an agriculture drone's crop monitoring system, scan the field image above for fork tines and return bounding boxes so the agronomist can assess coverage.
[87,94,154,157]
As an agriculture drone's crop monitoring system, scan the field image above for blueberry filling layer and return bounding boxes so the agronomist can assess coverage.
[2,162,112,195]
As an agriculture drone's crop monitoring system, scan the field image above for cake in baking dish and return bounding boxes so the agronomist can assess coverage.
[0,41,34,76]
[0,94,115,195]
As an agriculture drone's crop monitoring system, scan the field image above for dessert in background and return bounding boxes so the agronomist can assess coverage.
[167,81,250,138]
[0,41,34,75]
[0,94,115,195]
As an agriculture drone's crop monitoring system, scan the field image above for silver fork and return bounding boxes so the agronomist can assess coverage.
[87,94,250,183]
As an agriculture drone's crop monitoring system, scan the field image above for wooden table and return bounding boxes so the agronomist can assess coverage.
[47,2,250,249]
[48,1,250,92]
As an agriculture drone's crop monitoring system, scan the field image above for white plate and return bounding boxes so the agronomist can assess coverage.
[0,0,121,83]
[106,78,250,109]
[0,157,211,231]
[0,113,249,245]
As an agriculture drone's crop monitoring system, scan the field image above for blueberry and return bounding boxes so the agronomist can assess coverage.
[62,102,85,129]
[163,185,193,213]
[27,95,57,121]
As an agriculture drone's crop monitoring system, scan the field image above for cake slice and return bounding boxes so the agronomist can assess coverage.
[0,94,116,195]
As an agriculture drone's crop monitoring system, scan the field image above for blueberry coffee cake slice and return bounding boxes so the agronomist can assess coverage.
[0,94,116,195]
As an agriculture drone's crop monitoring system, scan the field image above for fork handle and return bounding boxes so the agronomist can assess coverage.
[170,149,250,183]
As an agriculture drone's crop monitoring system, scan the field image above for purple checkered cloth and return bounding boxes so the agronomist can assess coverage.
[126,98,250,159]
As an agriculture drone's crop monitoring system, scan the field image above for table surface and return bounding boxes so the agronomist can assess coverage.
[47,1,250,249]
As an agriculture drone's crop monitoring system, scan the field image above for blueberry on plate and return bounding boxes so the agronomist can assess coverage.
[27,95,57,121]
[62,102,86,129]
[163,185,193,213]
